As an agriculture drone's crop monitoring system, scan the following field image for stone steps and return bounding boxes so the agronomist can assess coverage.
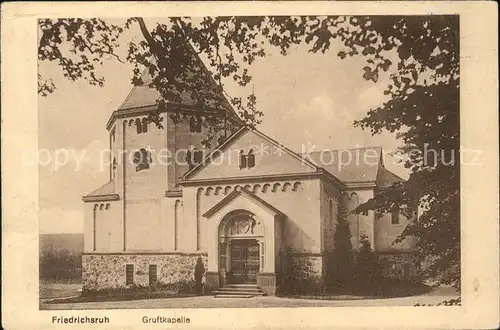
[213,284,265,298]
[212,290,266,296]
[220,285,262,292]
[213,294,254,298]
[224,283,259,287]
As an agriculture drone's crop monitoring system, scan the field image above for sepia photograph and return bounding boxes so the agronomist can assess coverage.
[37,14,462,310]
[1,1,498,329]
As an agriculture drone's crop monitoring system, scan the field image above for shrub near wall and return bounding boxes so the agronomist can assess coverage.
[377,253,421,280]
[279,247,294,295]
[352,235,380,293]
[279,243,428,298]
[292,255,324,294]
[279,247,324,295]
[325,203,354,293]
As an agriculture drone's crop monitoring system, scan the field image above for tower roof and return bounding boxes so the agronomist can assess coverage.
[107,42,240,130]
[117,69,162,110]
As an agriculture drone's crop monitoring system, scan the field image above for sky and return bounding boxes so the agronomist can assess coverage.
[38,19,407,234]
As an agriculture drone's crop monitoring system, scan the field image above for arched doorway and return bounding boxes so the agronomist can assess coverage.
[218,210,264,284]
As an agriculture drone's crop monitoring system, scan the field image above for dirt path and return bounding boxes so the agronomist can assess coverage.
[40,287,459,310]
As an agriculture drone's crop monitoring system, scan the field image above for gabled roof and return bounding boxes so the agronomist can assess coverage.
[182,126,319,180]
[180,128,392,186]
[377,166,405,188]
[181,126,247,180]
[203,187,285,218]
[82,181,119,202]
[304,146,383,183]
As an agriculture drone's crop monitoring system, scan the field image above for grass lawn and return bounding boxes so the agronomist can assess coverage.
[45,291,198,304]
[41,279,457,309]
[280,279,434,300]
[40,289,460,310]
[40,282,82,300]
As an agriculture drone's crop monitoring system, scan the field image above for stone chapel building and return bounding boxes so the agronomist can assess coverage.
[81,50,418,296]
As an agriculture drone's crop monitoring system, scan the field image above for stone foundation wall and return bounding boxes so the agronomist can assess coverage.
[284,254,324,294]
[376,252,420,280]
[82,253,207,292]
[291,254,323,280]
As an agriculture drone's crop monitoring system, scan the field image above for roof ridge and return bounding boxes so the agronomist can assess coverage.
[250,128,319,170]
[182,126,248,180]
[116,67,153,111]
[185,42,238,117]
[379,166,406,182]
[300,145,383,154]
[306,146,383,183]
[182,126,319,180]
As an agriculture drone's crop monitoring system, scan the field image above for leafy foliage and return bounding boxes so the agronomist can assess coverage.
[346,16,460,289]
[38,15,460,287]
[353,235,379,289]
[327,203,354,292]
[279,245,295,295]
[414,297,461,306]
[38,18,124,94]
[40,247,82,281]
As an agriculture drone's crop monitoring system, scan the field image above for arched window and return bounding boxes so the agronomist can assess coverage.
[186,149,203,170]
[133,151,141,164]
[194,149,203,164]
[112,157,117,179]
[247,149,255,168]
[189,116,196,132]
[329,199,334,225]
[239,150,247,169]
[133,148,152,171]
[189,116,202,133]
[185,150,192,169]
[238,149,256,169]
[391,211,400,224]
[135,119,142,134]
[292,182,302,192]
[195,116,202,133]
[142,118,148,133]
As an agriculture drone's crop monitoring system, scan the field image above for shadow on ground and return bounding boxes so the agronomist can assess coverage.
[279,279,434,300]
[43,279,443,305]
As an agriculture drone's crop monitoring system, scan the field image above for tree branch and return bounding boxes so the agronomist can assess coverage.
[132,17,160,60]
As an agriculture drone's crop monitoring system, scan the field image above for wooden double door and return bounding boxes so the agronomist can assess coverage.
[230,239,259,283]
